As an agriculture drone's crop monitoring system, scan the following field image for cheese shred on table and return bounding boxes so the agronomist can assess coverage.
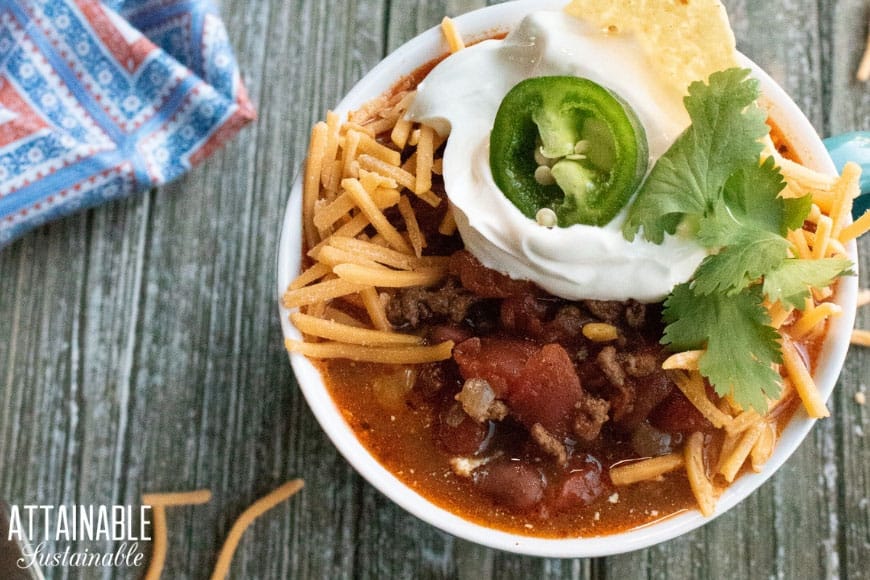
[141,481,304,579]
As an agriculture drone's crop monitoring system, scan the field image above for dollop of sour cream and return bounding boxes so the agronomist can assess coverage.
[408,11,708,302]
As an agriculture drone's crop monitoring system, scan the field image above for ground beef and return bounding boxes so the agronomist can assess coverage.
[591,345,675,429]
[623,350,659,377]
[386,277,480,328]
[582,300,623,322]
[596,346,626,387]
[573,395,611,442]
[583,299,648,329]
[541,305,589,342]
[624,301,647,328]
[531,423,569,465]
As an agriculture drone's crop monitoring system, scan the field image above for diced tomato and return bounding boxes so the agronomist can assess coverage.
[450,250,538,298]
[454,338,583,437]
[453,337,538,397]
[508,343,583,437]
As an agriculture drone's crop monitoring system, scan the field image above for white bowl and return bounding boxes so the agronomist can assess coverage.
[277,0,859,557]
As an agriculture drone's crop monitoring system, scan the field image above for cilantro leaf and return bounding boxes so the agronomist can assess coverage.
[718,157,812,236]
[781,193,814,234]
[763,258,854,309]
[663,284,782,412]
[692,228,791,295]
[689,158,803,295]
[623,68,770,243]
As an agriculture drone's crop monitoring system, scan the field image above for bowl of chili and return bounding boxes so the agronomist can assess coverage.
[277,0,860,557]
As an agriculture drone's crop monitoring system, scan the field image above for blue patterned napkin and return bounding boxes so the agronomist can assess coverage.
[0,0,255,247]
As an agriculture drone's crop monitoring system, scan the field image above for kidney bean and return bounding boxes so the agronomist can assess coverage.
[414,361,462,399]
[613,371,674,430]
[650,391,713,434]
[548,455,609,512]
[430,324,473,345]
[475,459,545,511]
[630,420,677,457]
[437,401,490,455]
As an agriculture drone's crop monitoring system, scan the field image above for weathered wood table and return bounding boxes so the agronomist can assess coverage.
[1,1,868,578]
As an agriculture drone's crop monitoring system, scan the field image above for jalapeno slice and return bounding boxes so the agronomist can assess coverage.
[489,76,648,227]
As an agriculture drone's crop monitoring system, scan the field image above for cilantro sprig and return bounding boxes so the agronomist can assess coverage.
[623,68,853,412]
[662,285,783,413]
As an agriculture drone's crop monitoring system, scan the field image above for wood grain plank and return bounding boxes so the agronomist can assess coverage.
[141,0,387,578]
[825,3,870,580]
[0,190,159,580]
[111,0,386,577]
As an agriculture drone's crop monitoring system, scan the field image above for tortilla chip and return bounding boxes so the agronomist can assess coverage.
[565,0,739,95]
